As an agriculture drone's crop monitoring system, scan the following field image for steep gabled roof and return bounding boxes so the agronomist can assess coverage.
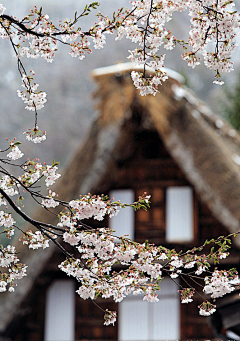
[1,62,240,332]
[90,62,240,237]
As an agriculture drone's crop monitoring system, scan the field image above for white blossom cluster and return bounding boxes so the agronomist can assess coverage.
[0,175,18,197]
[58,228,236,321]
[42,165,61,186]
[203,270,236,299]
[7,146,24,161]
[20,35,56,63]
[69,196,120,221]
[18,160,61,188]
[0,0,239,102]
[17,74,47,112]
[199,301,216,316]
[179,288,195,304]
[23,127,47,143]
[104,310,117,326]
[22,231,50,249]
[59,230,161,306]
[0,210,15,238]
[42,190,59,208]
[0,245,27,292]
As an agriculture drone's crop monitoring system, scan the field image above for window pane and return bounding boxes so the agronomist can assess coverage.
[152,297,180,340]
[109,190,135,240]
[44,280,75,341]
[166,187,194,242]
[153,278,180,340]
[119,299,148,341]
[119,278,180,341]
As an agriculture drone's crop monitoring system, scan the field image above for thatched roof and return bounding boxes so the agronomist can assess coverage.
[90,63,240,236]
[1,62,240,332]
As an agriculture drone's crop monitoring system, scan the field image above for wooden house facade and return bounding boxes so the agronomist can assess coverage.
[1,63,240,341]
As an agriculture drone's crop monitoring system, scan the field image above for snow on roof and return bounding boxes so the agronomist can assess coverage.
[91,62,185,84]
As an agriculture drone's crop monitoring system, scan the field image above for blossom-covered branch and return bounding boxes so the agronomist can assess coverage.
[0,0,239,111]
[0,138,239,324]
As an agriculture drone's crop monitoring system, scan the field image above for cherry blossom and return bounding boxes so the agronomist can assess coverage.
[0,0,238,101]
[42,197,59,208]
[63,232,81,246]
[104,310,117,326]
[199,301,216,316]
[42,165,61,186]
[7,146,24,160]
[0,0,239,326]
[24,127,47,143]
[22,231,50,250]
[203,270,236,299]
[17,73,47,111]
